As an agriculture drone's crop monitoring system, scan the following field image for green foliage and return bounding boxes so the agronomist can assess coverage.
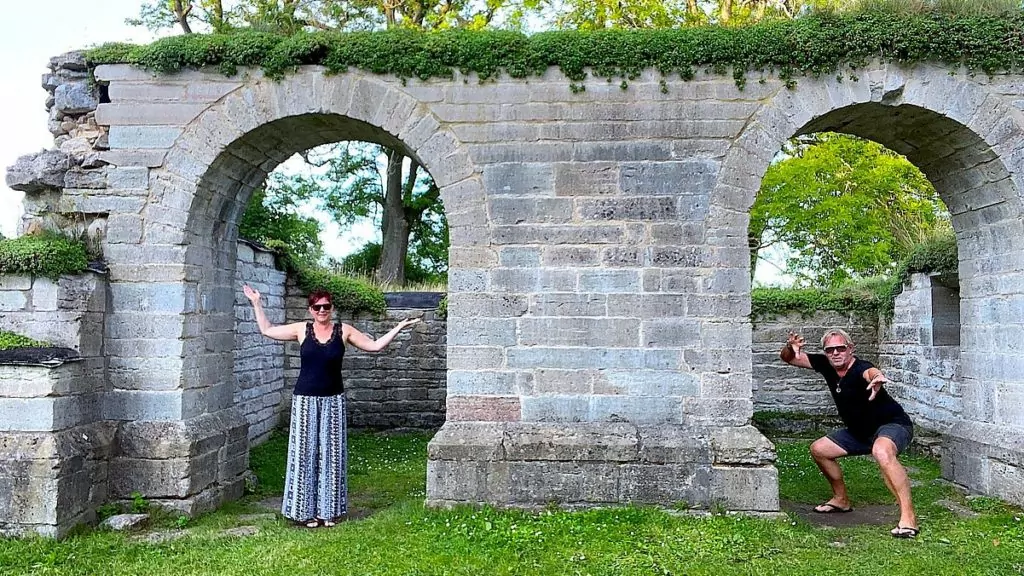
[751,276,888,319]
[879,228,958,316]
[294,266,386,315]
[844,0,1022,17]
[89,11,1024,88]
[0,232,89,279]
[6,432,1024,575]
[95,503,120,521]
[238,184,324,268]
[129,491,150,514]
[752,231,958,319]
[436,295,448,319]
[338,242,445,284]
[0,330,48,350]
[752,133,947,287]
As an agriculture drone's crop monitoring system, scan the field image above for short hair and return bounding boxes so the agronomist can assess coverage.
[307,290,333,307]
[821,328,854,348]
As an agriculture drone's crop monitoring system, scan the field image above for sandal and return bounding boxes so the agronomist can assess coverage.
[891,526,919,539]
[299,519,320,529]
[813,502,853,514]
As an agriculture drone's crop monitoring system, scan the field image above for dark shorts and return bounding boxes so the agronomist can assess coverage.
[827,423,914,456]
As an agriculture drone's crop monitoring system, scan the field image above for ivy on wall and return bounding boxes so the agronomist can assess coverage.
[87,12,1024,89]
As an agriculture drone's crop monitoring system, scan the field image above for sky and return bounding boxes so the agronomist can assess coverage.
[0,1,163,237]
[0,0,376,257]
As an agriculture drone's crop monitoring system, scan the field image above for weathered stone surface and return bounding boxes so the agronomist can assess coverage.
[100,513,149,531]
[5,59,1024,526]
[5,150,75,192]
[54,83,99,115]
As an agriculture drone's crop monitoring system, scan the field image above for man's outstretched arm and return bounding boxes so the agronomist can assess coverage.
[780,331,813,369]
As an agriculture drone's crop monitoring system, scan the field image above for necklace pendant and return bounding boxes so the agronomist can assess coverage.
[836,386,842,393]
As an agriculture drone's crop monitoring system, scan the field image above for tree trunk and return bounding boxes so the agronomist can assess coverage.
[687,0,699,16]
[172,0,194,33]
[211,0,226,32]
[749,233,760,281]
[720,0,733,23]
[377,149,410,285]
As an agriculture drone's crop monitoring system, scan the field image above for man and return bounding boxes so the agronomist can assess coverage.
[780,328,919,539]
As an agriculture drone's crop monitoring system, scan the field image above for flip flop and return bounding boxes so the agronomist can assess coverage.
[813,502,853,514]
[891,526,919,539]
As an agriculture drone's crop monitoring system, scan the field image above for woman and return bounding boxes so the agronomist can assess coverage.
[242,284,420,527]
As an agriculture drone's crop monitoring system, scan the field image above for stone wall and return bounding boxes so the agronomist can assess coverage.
[0,271,112,538]
[880,273,963,432]
[233,241,287,444]
[752,311,879,415]
[7,52,1024,514]
[283,283,447,430]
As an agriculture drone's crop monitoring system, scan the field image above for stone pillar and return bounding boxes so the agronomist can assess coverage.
[0,362,114,538]
[0,271,112,537]
[103,276,250,515]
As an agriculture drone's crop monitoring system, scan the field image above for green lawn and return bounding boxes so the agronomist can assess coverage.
[2,431,1022,576]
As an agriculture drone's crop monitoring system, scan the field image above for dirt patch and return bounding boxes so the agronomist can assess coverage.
[782,499,898,528]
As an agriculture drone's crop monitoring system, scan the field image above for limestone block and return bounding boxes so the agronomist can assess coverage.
[620,463,709,505]
[107,126,183,149]
[590,395,683,425]
[710,426,776,466]
[0,291,28,311]
[510,461,619,504]
[446,371,516,396]
[54,83,99,115]
[710,465,779,511]
[519,395,590,422]
[5,149,74,192]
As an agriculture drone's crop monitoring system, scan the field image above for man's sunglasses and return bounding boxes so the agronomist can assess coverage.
[310,303,333,312]
[824,345,849,354]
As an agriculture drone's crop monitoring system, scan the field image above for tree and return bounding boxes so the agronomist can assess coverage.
[750,133,950,287]
[128,0,231,33]
[306,143,447,285]
[238,176,324,267]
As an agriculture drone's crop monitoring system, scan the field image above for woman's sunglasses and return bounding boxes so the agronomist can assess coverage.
[310,303,333,312]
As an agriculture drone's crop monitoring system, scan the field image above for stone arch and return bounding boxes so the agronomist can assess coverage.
[720,63,1024,503]
[144,67,484,393]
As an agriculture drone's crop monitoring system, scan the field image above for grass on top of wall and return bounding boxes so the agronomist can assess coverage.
[3,430,1021,576]
[0,330,49,350]
[86,10,1024,91]
[0,232,88,280]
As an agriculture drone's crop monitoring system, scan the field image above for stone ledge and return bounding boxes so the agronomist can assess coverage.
[427,421,778,511]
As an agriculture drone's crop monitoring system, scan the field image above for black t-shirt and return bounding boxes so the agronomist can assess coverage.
[808,353,912,440]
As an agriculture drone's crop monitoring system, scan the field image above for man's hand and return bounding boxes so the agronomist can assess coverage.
[787,331,805,354]
[780,331,811,368]
[866,372,888,401]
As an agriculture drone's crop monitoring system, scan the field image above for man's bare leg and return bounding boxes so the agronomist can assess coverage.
[810,436,851,510]
[872,437,918,531]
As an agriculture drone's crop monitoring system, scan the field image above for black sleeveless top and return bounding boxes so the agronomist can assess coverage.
[294,322,345,397]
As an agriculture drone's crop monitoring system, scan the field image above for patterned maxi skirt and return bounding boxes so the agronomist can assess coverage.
[281,394,347,521]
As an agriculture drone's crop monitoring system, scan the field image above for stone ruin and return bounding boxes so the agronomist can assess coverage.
[2,50,1023,536]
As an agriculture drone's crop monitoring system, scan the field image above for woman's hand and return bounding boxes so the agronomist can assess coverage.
[397,317,422,330]
[243,284,261,305]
